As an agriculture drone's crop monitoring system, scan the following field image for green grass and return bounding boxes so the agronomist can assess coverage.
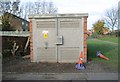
[97,36,118,43]
[87,39,118,71]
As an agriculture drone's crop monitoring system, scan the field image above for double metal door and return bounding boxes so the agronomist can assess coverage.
[35,18,83,63]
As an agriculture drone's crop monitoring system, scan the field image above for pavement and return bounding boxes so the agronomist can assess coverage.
[2,72,118,80]
[0,52,2,82]
[2,57,119,81]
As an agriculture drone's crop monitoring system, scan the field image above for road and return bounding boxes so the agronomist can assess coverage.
[2,72,118,80]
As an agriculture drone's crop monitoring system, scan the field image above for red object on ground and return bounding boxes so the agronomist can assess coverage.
[99,54,109,60]
[76,52,85,70]
[78,52,83,64]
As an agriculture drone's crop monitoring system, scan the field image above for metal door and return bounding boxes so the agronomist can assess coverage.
[57,18,83,63]
[35,19,57,62]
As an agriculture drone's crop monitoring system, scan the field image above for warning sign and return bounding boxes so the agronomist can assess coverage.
[42,31,48,39]
[44,33,48,39]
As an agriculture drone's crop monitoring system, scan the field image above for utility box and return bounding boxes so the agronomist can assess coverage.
[29,13,88,63]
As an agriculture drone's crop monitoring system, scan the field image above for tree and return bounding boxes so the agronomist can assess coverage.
[93,20,106,35]
[20,0,58,20]
[2,19,10,31]
[104,7,118,32]
[0,0,11,14]
[0,0,21,16]
[46,1,58,14]
[0,0,23,31]
[1,13,10,31]
[33,0,57,14]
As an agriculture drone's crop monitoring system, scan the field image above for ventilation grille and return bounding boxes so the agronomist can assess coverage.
[36,21,55,28]
[60,21,79,28]
[59,47,79,62]
[37,47,56,62]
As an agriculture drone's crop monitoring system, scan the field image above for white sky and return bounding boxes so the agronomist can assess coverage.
[21,0,119,29]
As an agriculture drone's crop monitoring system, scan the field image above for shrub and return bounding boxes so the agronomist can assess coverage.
[91,32,99,38]
[2,49,12,58]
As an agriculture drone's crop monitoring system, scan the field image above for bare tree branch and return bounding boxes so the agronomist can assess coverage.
[104,7,118,31]
[0,0,21,17]
[20,0,58,20]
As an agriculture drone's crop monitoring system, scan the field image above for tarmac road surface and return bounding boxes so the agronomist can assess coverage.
[2,72,118,80]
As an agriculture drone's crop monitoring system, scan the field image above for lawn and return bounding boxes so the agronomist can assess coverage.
[97,36,118,43]
[87,38,118,71]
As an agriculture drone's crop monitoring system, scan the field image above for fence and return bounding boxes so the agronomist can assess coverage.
[1,31,30,58]
[0,31,30,37]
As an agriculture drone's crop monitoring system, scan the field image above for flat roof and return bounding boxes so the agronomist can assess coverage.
[29,13,88,19]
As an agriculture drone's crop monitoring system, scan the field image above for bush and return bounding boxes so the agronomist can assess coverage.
[2,49,12,58]
[91,32,99,38]
[2,19,10,31]
[115,31,120,37]
[108,31,120,37]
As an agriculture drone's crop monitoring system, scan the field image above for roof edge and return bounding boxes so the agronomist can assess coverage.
[29,13,88,19]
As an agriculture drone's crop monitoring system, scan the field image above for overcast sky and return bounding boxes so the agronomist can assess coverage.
[21,0,119,29]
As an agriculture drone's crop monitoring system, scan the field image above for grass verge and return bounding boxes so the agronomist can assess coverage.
[87,39,118,71]
[97,36,118,43]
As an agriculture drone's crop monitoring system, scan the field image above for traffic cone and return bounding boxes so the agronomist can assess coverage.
[75,52,85,70]
[96,51,109,60]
